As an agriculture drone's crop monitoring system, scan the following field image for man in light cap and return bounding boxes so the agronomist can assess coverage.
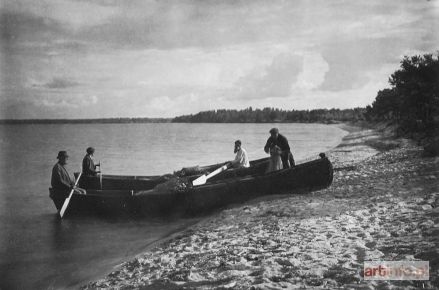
[82,147,100,177]
[230,140,250,168]
[264,128,295,169]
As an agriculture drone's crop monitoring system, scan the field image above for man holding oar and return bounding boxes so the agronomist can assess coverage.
[82,147,100,177]
[81,147,101,188]
[50,151,85,213]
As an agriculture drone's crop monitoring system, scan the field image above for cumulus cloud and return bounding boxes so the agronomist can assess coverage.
[295,52,329,91]
[233,53,303,100]
[37,95,98,108]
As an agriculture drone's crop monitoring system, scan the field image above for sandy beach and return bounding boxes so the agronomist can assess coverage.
[84,124,439,289]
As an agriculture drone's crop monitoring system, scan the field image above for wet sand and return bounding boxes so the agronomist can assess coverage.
[84,124,439,289]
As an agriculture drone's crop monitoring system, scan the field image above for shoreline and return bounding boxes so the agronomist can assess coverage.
[84,124,439,289]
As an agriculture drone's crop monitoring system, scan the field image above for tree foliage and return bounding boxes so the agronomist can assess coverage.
[366,52,439,132]
[172,107,366,123]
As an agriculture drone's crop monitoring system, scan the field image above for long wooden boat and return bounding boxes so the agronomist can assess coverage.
[50,154,333,217]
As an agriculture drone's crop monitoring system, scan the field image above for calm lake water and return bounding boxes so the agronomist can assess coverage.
[0,123,347,289]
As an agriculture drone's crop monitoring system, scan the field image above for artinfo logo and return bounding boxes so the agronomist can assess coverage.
[364,261,429,280]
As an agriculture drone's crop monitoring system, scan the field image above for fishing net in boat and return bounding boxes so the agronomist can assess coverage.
[174,166,207,177]
[141,165,208,195]
[154,177,192,194]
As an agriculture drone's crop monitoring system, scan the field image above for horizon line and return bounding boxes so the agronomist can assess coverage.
[0,106,366,122]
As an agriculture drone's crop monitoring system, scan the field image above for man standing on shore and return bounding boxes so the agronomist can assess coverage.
[264,128,295,168]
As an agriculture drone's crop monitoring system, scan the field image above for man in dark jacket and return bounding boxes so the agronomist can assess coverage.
[82,147,100,177]
[264,128,295,169]
[51,151,75,196]
[50,151,85,209]
[81,147,101,189]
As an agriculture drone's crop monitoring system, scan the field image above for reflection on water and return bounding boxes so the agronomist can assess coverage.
[0,123,347,289]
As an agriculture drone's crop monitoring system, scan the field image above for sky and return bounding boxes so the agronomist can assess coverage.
[0,0,438,119]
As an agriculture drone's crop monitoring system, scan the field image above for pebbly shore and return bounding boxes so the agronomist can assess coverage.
[84,125,439,289]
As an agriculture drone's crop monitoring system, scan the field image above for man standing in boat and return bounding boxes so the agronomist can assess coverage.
[50,151,85,210]
[264,128,295,168]
[230,140,250,168]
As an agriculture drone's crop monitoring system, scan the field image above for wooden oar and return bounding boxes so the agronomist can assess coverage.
[192,163,230,186]
[98,160,102,190]
[59,172,82,218]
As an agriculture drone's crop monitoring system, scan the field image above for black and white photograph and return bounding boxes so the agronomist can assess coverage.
[0,0,438,289]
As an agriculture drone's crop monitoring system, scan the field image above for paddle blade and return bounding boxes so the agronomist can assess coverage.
[59,172,82,219]
[59,194,73,218]
[192,175,207,186]
[192,163,230,186]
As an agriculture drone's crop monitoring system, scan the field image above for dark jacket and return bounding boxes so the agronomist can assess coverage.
[264,134,291,153]
[82,155,97,176]
[51,162,74,192]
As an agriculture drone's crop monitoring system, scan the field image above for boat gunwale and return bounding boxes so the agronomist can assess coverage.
[77,157,271,181]
[77,156,332,197]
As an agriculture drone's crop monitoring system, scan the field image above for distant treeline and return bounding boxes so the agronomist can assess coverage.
[0,118,171,124]
[172,107,366,123]
[1,109,366,124]
[365,52,439,135]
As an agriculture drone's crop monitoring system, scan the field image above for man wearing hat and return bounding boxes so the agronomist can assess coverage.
[230,140,250,168]
[50,151,85,209]
[264,128,295,169]
[82,147,100,177]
